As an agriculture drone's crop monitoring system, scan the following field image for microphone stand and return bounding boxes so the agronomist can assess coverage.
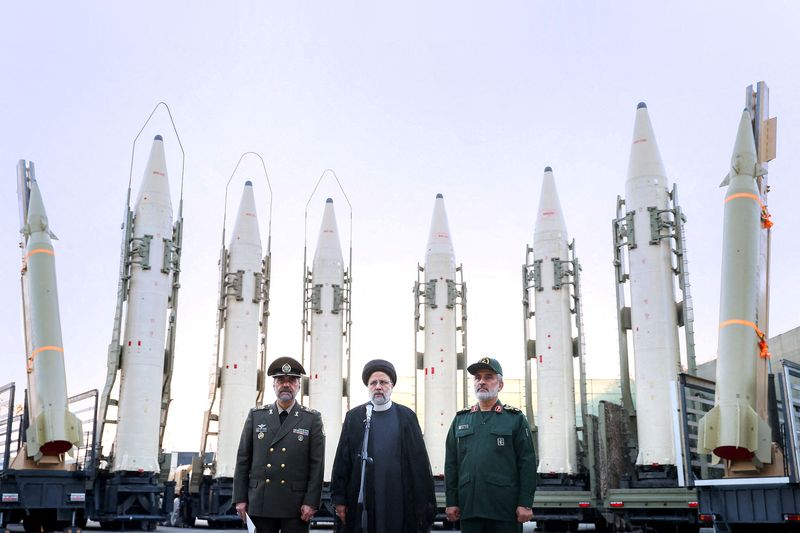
[357,404,374,532]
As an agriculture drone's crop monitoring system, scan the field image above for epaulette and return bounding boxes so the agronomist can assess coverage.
[503,404,522,413]
[457,406,472,415]
[301,405,318,414]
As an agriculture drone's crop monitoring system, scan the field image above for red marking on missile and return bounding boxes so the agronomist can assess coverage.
[633,138,648,144]
[234,364,238,369]
[542,210,555,217]
[153,171,165,176]
[432,367,436,375]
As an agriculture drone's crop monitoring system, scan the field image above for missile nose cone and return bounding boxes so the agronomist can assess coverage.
[637,102,647,109]
[426,195,454,255]
[154,134,163,141]
[245,180,253,186]
[25,180,50,233]
[314,199,344,262]
[231,182,261,246]
[627,103,667,181]
[544,166,552,172]
[134,135,172,210]
[535,167,567,235]
[730,109,758,175]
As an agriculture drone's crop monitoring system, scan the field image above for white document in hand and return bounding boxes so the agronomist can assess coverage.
[245,513,256,533]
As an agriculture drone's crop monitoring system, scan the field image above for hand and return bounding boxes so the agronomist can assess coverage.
[335,504,347,524]
[235,502,248,522]
[445,506,460,522]
[516,506,533,523]
[300,505,316,522]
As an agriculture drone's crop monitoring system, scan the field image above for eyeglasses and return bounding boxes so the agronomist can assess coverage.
[368,379,392,388]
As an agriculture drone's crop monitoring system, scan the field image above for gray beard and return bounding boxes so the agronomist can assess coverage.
[476,390,498,402]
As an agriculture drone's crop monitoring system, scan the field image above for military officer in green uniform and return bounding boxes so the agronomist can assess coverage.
[233,357,325,533]
[444,357,536,532]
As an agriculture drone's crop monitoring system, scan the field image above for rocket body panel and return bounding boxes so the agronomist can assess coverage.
[625,106,681,466]
[423,195,457,476]
[114,137,174,473]
[23,180,83,459]
[308,199,344,481]
[216,184,263,479]
[698,110,772,463]
[533,169,577,475]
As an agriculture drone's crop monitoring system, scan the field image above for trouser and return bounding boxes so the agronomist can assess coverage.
[459,517,522,533]
[250,515,309,533]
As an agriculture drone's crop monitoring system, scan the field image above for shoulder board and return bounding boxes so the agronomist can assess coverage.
[503,404,522,413]
[257,405,269,410]
[456,407,472,415]
[301,405,318,414]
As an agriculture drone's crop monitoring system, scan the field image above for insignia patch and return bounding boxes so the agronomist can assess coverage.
[497,437,505,447]
[480,357,490,364]
[458,424,470,430]
[298,435,304,441]
[470,405,479,413]
[293,428,310,436]
[282,363,291,373]
[294,411,299,417]
[494,405,503,413]
[257,424,267,431]
[258,432,265,440]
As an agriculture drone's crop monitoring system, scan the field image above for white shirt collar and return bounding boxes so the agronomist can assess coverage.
[372,400,393,412]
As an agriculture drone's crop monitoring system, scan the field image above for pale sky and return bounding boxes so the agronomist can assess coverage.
[2,2,800,451]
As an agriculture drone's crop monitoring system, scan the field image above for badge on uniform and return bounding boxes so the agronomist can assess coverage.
[497,437,505,447]
[257,424,267,431]
[258,432,265,440]
[458,424,470,430]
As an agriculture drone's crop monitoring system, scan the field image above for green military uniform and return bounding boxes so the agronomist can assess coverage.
[233,357,325,532]
[444,358,537,532]
[233,401,325,517]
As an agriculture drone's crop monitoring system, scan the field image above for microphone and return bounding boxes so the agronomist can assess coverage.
[365,402,373,423]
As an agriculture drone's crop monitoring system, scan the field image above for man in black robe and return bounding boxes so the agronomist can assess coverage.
[331,359,436,533]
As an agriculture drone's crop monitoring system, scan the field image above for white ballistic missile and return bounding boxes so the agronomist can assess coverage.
[20,174,83,461]
[625,103,682,466]
[533,167,577,475]
[113,135,174,473]
[697,110,772,464]
[423,193,457,475]
[215,182,263,479]
[308,198,345,481]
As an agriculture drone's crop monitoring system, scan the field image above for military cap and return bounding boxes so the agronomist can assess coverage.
[362,359,397,385]
[467,357,503,376]
[268,356,306,377]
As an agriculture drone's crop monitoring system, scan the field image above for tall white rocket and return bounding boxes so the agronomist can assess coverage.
[308,198,344,481]
[113,135,174,473]
[215,182,263,479]
[20,173,83,461]
[697,110,772,464]
[533,167,577,475]
[423,193,457,475]
[625,103,682,466]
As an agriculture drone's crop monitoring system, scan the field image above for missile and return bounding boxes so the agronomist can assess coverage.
[20,173,83,461]
[307,198,345,481]
[625,103,682,466]
[422,193,457,475]
[113,135,174,473]
[215,181,263,479]
[697,110,772,464]
[533,167,577,475]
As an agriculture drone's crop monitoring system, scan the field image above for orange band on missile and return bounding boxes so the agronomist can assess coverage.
[724,193,774,229]
[26,345,64,373]
[719,320,770,359]
[25,248,55,259]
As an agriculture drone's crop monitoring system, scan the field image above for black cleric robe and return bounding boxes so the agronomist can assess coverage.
[330,402,436,533]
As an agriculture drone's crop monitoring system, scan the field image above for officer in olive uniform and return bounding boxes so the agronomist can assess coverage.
[233,357,325,533]
[444,357,537,532]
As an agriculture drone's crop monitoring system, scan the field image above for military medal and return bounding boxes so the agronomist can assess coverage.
[298,435,304,441]
[258,432,265,440]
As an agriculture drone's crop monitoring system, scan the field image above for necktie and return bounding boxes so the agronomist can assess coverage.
[279,410,288,425]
